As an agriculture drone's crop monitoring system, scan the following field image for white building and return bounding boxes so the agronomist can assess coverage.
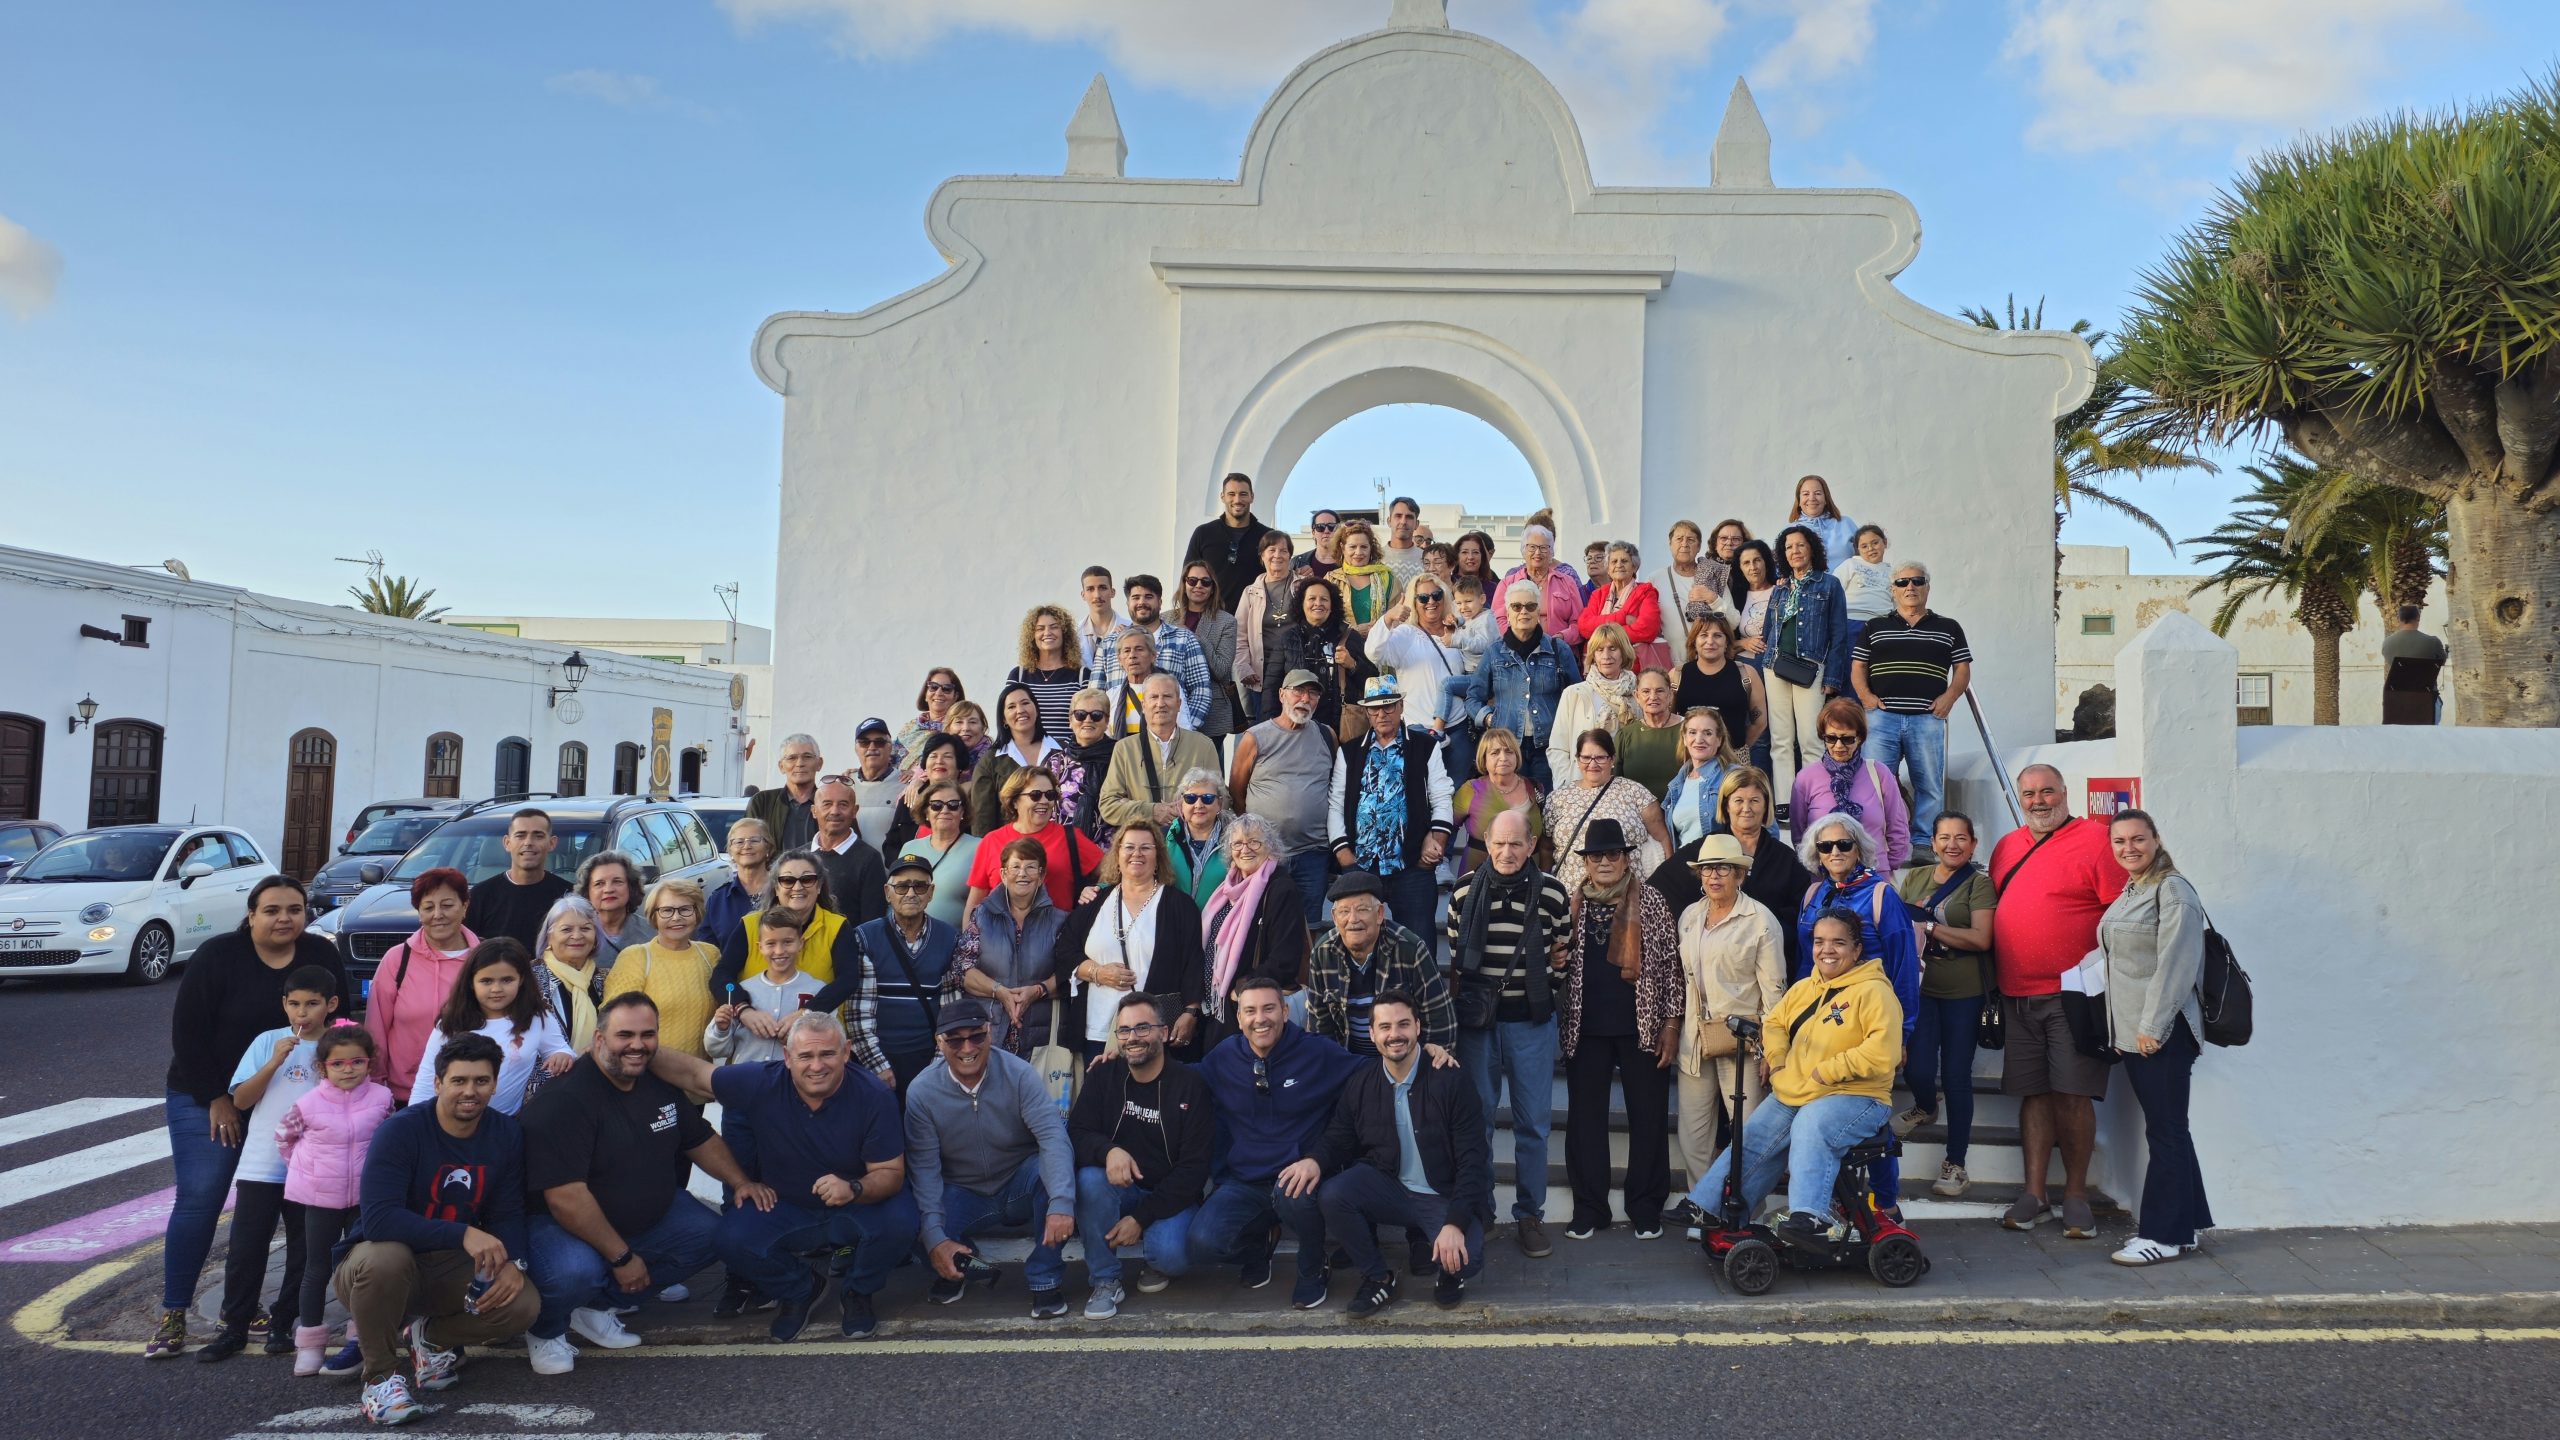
[446,614,773,782]
[0,545,744,878]
[2056,544,2453,732]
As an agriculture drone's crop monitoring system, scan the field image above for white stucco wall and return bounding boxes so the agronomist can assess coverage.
[1992,613,2560,1228]
[759,16,2089,753]
[0,546,741,862]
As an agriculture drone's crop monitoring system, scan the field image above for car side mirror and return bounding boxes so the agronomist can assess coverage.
[181,862,216,886]
[640,864,662,885]
[359,863,386,886]
[337,842,351,855]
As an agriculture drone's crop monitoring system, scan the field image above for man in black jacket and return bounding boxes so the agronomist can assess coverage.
[1181,472,1277,610]
[1067,992,1215,1319]
[1312,989,1495,1316]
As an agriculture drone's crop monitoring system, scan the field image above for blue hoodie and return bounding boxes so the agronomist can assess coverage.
[1200,1023,1360,1185]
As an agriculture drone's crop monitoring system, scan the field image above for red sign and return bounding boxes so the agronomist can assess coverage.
[2087,776,2141,817]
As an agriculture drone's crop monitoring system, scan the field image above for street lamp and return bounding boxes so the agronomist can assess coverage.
[67,694,98,734]
[549,651,591,709]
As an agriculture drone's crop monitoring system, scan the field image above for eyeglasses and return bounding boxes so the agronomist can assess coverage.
[854,736,889,747]
[1069,709,1108,723]
[1814,838,1859,855]
[1893,576,1929,588]
[1822,733,1862,747]
[1577,754,1610,766]
[927,799,967,813]
[1312,521,1338,533]
[652,904,698,917]
[1113,1022,1165,1039]
[1023,791,1060,805]
[941,1028,991,1049]
[1184,575,1214,587]
[774,874,822,889]
[1180,792,1219,805]
[1230,839,1267,854]
[1413,592,1444,605]
[888,881,934,894]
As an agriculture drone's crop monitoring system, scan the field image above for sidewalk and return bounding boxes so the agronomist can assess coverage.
[83,1217,2560,1346]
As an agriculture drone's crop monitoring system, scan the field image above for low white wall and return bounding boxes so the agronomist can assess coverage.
[1996,613,2560,1228]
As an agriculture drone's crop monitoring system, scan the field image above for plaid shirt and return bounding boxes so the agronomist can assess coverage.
[1304,923,1456,1050]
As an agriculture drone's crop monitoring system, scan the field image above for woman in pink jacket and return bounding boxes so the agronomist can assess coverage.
[360,867,479,1096]
[275,1026,392,1374]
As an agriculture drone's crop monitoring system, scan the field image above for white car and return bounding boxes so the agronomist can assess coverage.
[0,824,280,984]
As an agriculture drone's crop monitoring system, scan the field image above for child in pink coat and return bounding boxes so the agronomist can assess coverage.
[275,1025,394,1376]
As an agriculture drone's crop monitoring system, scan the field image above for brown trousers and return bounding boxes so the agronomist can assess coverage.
[332,1241,540,1383]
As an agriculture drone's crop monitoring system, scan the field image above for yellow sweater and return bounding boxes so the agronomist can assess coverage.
[604,940,720,1059]
[1762,958,1903,1106]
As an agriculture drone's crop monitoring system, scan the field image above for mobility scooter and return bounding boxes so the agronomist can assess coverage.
[1695,1015,1929,1295]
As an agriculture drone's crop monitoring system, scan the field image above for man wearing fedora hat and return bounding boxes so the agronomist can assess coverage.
[1557,818,1685,1240]
[1327,676,1454,955]
[1666,834,1789,1234]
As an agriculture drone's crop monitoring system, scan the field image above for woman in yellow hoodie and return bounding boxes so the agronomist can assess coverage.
[1673,905,1903,1243]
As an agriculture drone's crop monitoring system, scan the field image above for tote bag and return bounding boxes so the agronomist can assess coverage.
[1028,994,1079,1119]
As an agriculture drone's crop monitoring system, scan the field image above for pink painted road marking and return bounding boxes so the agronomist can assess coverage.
[0,1185,234,1263]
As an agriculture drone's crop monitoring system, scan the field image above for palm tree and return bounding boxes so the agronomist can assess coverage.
[2186,456,2367,724]
[2266,466,2449,616]
[349,574,448,621]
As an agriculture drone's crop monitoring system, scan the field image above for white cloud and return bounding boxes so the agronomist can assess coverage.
[546,68,715,118]
[1748,0,1876,89]
[2004,0,2462,152]
[0,212,62,321]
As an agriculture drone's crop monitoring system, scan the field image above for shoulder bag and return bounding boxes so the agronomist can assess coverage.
[1767,583,1820,687]
[1975,825,2067,1052]
[2184,885,2253,1047]
[1028,992,1079,1118]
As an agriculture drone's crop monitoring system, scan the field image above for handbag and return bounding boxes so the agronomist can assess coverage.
[1692,1016,1739,1060]
[1768,650,1818,688]
[1454,977,1497,1032]
[1028,993,1079,1118]
[1973,959,2006,1051]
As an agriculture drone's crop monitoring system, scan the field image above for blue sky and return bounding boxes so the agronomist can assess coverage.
[4,1,2551,625]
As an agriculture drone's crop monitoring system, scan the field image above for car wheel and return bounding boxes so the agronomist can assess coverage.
[124,922,176,986]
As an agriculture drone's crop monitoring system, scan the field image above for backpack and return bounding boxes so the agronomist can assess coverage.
[2195,905,2253,1047]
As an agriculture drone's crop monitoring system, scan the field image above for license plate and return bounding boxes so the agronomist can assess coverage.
[0,937,48,952]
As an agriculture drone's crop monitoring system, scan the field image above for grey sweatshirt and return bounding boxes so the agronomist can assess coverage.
[901,1048,1074,1249]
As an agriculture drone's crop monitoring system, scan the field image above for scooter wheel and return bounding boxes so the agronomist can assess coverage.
[1724,1237,1780,1296]
[1868,1233,1926,1287]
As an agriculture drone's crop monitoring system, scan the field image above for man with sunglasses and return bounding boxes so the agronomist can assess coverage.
[1068,992,1215,1318]
[1228,669,1340,929]
[1190,973,1360,1309]
[904,998,1077,1319]
[839,854,957,1096]
[1089,576,1210,730]
[1182,471,1278,615]
[1295,508,1345,583]
[846,718,907,857]
[1848,560,1972,837]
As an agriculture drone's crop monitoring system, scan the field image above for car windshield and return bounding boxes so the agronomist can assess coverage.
[693,805,744,849]
[8,828,179,884]
[389,819,602,885]
[350,815,445,856]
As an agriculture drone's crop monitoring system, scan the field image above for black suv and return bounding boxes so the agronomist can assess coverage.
[326,796,728,1011]
[308,805,471,913]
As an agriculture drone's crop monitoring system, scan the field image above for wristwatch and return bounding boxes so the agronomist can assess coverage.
[607,1248,635,1269]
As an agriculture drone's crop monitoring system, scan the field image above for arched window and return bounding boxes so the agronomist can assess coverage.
[0,712,41,821]
[678,746,705,795]
[281,728,338,879]
[611,742,643,797]
[557,742,589,797]
[424,733,463,799]
[88,720,164,827]
[494,737,532,800]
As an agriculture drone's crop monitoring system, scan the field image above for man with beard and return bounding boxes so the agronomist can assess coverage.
[1068,992,1215,1318]
[1228,669,1339,927]
[1190,973,1357,1309]
[1311,990,1494,1315]
[1182,472,1279,611]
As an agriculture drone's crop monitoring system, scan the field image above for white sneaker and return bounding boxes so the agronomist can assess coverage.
[2111,1237,2185,1267]
[657,1283,690,1303]
[526,1334,577,1376]
[567,1306,642,1349]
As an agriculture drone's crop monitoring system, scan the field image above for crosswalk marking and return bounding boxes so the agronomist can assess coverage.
[0,1129,172,1210]
[0,1097,156,1149]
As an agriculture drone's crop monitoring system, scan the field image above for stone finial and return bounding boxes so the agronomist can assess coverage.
[1389,0,1451,29]
[1710,78,1773,188]
[1065,74,1126,178]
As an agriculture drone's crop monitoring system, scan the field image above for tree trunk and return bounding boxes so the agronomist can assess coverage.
[2446,482,2560,727]
[2310,624,2344,725]
[2389,529,2435,615]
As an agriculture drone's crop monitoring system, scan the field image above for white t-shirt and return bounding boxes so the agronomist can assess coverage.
[409,1013,574,1113]
[1080,886,1164,1044]
[228,1026,322,1184]
[1367,617,1470,729]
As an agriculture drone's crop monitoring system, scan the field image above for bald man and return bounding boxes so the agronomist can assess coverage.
[1442,809,1574,1258]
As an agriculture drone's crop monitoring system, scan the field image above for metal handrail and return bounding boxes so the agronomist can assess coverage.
[1964,690,2026,831]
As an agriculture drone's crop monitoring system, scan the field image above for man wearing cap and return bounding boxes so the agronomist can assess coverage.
[1228,669,1340,928]
[1327,677,1453,952]
[1443,581,1579,791]
[1444,808,1572,1257]
[1666,834,1788,1233]
[811,776,888,929]
[746,734,824,850]
[1189,973,1359,1309]
[845,718,906,854]
[1311,988,1495,1316]
[1305,870,1456,1054]
[1557,819,1684,1240]
[903,998,1078,1320]
[838,853,958,1095]
[1099,673,1223,833]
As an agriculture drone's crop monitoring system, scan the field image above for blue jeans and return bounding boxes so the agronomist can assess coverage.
[1073,1167,1199,1286]
[1864,710,1947,837]
[713,1191,921,1303]
[526,1196,722,1339]
[1185,1173,1326,1277]
[1378,865,1438,964]
[1315,1164,1485,1283]
[937,1157,1067,1292]
[1456,1017,1557,1220]
[1441,721,1477,786]
[162,1090,245,1311]
[1284,849,1332,930]
[1905,993,1983,1164]
[1682,1093,1892,1218]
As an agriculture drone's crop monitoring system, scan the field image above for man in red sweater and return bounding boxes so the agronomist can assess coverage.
[1986,764,2126,1239]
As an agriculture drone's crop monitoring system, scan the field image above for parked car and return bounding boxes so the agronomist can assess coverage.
[684,796,751,849]
[0,820,67,883]
[322,796,728,1010]
[308,811,456,913]
[0,824,281,984]
[341,796,472,848]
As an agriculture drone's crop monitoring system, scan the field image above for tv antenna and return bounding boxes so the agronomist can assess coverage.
[713,581,742,662]
[334,550,386,585]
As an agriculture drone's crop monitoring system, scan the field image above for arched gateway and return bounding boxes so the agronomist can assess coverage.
[758,2,2091,758]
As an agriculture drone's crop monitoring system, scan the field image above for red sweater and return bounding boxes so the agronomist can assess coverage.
[1988,817,2126,996]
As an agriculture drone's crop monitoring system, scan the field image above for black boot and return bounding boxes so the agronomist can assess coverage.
[195,1325,249,1364]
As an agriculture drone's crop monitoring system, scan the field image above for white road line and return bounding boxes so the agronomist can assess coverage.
[230,1433,759,1440]
[458,1406,598,1425]
[0,1130,171,1210]
[0,1098,157,1149]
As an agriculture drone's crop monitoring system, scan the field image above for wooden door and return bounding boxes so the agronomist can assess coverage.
[0,714,38,821]
[282,728,336,879]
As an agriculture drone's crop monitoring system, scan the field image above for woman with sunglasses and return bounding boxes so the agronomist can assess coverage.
[897,778,981,926]
[709,849,848,993]
[892,667,966,772]
[971,682,1072,836]
[1006,604,1084,740]
[884,732,973,858]
[1054,687,1118,846]
[1788,699,1911,868]
[1162,768,1233,909]
[1366,575,1470,762]
[965,765,1108,918]
[1791,809,1921,1218]
[1056,824,1205,1062]
[1172,561,1242,742]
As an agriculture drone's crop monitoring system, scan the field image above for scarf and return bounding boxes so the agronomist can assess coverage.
[1586,668,1638,729]
[1333,564,1393,623]
[1573,869,1645,983]
[1202,859,1278,1021]
[541,956,601,1051]
[1454,863,1553,1017]
[1354,736,1408,876]
[1821,752,1866,823]
[1061,737,1115,837]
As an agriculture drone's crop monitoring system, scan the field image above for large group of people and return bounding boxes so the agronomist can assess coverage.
[149,471,2221,1426]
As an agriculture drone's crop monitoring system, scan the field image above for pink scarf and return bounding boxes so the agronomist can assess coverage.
[1202,858,1277,1019]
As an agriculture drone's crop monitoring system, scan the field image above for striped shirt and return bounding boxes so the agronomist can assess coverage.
[1444,870,1572,1021]
[1852,611,1972,713]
